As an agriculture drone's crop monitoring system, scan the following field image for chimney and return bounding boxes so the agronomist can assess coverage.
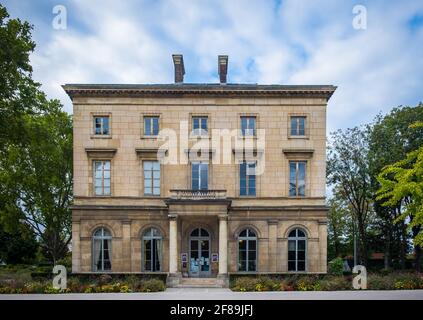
[172,54,185,83]
[218,55,228,84]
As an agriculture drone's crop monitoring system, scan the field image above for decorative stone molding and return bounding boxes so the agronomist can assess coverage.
[135,147,166,159]
[63,84,337,100]
[85,148,117,158]
[170,189,227,200]
[282,148,314,159]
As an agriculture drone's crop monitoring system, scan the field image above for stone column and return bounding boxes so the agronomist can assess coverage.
[122,220,131,272]
[169,214,178,274]
[218,215,228,275]
[318,220,328,273]
[71,221,81,273]
[268,220,278,272]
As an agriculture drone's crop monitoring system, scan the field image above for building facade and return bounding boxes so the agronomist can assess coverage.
[65,55,336,286]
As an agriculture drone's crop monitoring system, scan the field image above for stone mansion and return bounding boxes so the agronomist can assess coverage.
[64,55,336,287]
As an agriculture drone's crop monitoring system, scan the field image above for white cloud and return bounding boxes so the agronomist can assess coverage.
[10,0,421,131]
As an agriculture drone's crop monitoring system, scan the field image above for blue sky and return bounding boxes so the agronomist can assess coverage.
[3,0,423,132]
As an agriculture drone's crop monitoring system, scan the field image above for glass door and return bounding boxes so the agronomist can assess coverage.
[189,228,211,277]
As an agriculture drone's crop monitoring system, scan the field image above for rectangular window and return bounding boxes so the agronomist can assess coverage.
[241,116,256,136]
[240,162,256,196]
[289,161,306,197]
[93,116,110,135]
[290,116,306,136]
[143,161,160,196]
[144,116,159,136]
[192,116,208,136]
[191,162,208,190]
[94,160,111,196]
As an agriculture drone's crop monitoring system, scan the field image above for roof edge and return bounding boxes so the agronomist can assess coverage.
[62,83,337,101]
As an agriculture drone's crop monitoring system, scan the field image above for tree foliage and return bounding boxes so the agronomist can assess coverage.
[0,3,48,148]
[377,122,423,247]
[327,126,373,265]
[0,4,72,263]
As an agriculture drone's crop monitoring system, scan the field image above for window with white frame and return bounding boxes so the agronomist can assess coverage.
[191,162,208,190]
[93,160,111,196]
[238,228,257,272]
[240,161,256,196]
[289,161,306,197]
[192,116,208,136]
[143,161,160,196]
[290,116,306,136]
[142,227,162,271]
[93,116,110,135]
[92,227,112,271]
[288,228,307,272]
[144,116,159,136]
[240,116,256,136]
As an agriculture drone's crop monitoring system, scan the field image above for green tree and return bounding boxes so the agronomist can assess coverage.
[327,126,373,266]
[376,122,423,271]
[0,218,38,264]
[0,105,73,263]
[0,3,47,149]
[368,104,423,269]
[0,4,72,264]
[327,195,353,260]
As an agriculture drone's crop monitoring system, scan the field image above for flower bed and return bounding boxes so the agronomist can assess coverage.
[0,274,166,294]
[230,272,423,292]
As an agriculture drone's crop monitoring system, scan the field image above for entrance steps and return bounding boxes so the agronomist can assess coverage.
[175,277,225,288]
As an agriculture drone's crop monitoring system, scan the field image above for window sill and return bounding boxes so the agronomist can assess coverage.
[90,134,112,139]
[288,135,309,140]
[189,135,210,139]
[141,135,158,139]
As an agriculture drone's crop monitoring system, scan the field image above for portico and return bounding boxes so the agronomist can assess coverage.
[166,189,230,286]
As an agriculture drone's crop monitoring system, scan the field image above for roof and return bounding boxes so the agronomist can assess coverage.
[62,83,337,100]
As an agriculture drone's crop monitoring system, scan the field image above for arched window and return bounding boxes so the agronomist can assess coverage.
[142,227,163,272]
[238,228,257,272]
[92,227,112,271]
[288,228,307,271]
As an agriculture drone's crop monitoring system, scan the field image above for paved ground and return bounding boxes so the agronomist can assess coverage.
[1,289,423,300]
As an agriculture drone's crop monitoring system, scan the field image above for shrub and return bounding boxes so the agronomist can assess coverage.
[123,275,141,291]
[43,285,61,294]
[67,277,82,292]
[232,277,260,292]
[295,276,320,291]
[22,281,46,293]
[98,274,113,285]
[368,274,395,290]
[328,258,344,276]
[318,276,351,291]
[138,279,165,292]
[393,273,422,290]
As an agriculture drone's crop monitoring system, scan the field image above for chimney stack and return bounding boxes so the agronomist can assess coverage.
[218,55,228,84]
[172,54,185,83]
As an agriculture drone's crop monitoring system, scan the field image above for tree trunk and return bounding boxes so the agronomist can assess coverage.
[412,225,422,272]
[358,219,368,266]
[384,224,391,269]
[415,245,422,272]
[399,222,407,269]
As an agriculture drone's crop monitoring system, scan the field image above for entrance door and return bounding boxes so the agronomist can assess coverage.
[189,228,211,277]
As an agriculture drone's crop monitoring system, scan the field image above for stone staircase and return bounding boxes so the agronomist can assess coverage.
[175,277,226,288]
